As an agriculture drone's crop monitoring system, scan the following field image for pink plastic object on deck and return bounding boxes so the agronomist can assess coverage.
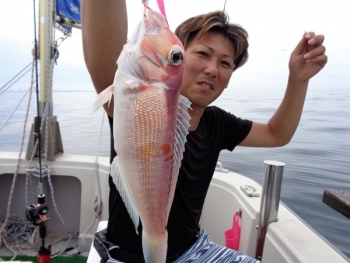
[224,210,242,250]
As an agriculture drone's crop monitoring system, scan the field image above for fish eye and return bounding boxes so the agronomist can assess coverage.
[168,45,183,66]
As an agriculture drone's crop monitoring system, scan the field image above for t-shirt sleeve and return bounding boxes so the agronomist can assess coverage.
[218,108,252,151]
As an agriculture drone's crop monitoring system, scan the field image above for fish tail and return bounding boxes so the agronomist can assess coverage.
[142,230,167,263]
[92,85,114,113]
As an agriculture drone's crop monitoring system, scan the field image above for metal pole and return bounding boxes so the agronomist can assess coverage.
[255,160,285,261]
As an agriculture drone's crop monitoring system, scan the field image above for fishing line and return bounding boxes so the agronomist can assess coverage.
[221,0,293,52]
[249,35,295,52]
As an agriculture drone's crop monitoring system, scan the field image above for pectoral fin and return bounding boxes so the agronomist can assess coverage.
[92,85,114,113]
[125,80,141,90]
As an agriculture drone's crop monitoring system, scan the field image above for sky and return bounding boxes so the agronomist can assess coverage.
[0,0,349,92]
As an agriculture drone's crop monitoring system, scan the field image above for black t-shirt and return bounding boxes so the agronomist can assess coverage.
[106,106,252,256]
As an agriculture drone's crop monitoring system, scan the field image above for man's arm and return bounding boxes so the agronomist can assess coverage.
[240,32,327,147]
[81,0,128,117]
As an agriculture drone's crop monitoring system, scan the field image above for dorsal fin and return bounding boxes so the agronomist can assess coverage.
[165,95,191,223]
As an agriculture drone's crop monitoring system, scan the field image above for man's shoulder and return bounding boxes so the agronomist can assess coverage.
[204,105,227,114]
[204,106,233,118]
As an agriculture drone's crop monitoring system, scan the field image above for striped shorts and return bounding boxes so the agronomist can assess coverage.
[106,229,261,263]
[173,229,261,263]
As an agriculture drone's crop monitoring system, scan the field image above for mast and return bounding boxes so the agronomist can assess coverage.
[26,0,63,161]
[39,0,54,106]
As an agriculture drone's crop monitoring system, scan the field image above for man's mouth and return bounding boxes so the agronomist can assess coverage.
[199,82,213,90]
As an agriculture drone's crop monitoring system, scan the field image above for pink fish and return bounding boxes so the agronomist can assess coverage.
[93,4,191,263]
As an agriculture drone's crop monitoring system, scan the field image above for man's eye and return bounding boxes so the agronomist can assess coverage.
[222,61,232,68]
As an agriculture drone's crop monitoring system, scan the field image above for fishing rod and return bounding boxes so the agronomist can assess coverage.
[25,0,51,262]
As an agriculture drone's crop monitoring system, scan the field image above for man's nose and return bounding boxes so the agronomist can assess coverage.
[204,60,218,78]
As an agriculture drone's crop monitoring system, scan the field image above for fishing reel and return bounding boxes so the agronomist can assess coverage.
[26,193,52,262]
[26,194,49,227]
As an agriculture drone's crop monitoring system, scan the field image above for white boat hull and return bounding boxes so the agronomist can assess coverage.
[0,152,348,262]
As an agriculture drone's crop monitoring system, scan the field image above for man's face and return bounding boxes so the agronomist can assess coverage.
[180,31,235,110]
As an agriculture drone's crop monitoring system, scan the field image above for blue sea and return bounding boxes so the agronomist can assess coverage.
[0,85,349,259]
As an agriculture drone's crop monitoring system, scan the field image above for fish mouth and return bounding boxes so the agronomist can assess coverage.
[198,81,214,91]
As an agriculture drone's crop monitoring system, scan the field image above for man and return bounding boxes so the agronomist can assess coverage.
[82,1,327,262]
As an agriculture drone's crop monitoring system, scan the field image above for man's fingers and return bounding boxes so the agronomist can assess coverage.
[307,34,325,47]
[293,31,316,54]
[303,45,326,60]
[305,31,315,39]
[293,31,326,54]
[306,54,328,66]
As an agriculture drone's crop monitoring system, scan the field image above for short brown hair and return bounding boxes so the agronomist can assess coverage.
[175,11,249,71]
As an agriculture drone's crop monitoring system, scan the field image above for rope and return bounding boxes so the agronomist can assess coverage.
[0,86,33,133]
[0,59,36,261]
[1,0,110,256]
[24,104,105,257]
[56,35,69,47]
[0,67,33,96]
[0,0,76,258]
[47,166,73,257]
[50,232,79,258]
[24,160,78,258]
[93,110,105,216]
[0,62,32,92]
[76,110,105,254]
[24,58,75,260]
[0,214,38,261]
